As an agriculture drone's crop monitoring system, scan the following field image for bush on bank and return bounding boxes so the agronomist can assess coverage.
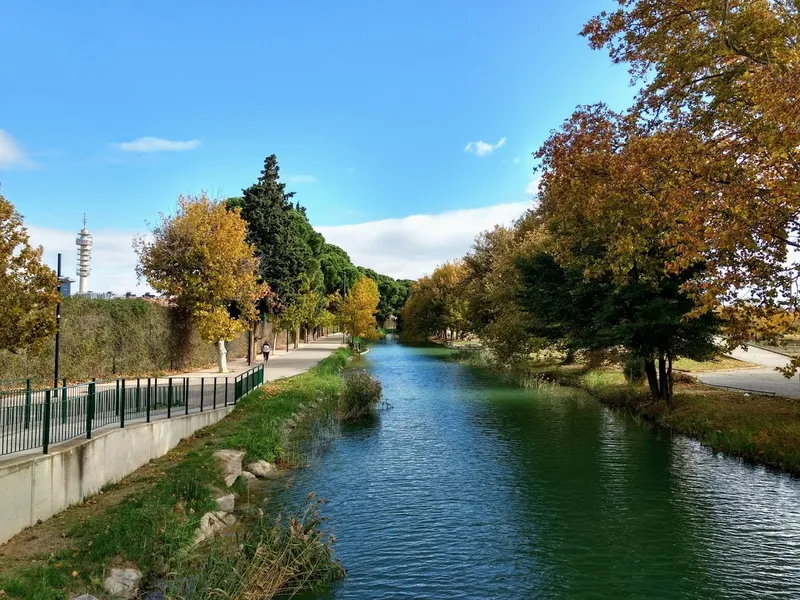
[0,296,247,383]
[340,370,382,420]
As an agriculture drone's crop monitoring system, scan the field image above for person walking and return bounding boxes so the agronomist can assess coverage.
[261,341,271,364]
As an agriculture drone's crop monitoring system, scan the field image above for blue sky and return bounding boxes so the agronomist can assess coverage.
[0,0,633,291]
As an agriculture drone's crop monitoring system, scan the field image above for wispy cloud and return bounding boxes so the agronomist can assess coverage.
[287,175,317,184]
[316,202,530,280]
[0,129,36,169]
[464,137,506,157]
[115,137,201,153]
[512,157,520,164]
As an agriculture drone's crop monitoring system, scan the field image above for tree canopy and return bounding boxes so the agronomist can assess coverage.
[135,193,267,372]
[0,193,59,354]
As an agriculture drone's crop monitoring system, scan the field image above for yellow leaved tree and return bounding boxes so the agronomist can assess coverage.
[0,193,59,353]
[341,277,380,340]
[135,193,268,372]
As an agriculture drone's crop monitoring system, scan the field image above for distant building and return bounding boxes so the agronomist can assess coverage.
[59,278,74,298]
[75,215,93,294]
[383,315,398,330]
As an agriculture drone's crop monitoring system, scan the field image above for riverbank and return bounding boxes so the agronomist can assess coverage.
[448,349,800,477]
[0,348,353,600]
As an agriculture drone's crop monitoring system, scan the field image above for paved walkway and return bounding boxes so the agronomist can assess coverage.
[181,333,346,380]
[694,344,800,398]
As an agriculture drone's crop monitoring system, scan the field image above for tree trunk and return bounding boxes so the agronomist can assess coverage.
[294,328,300,349]
[665,355,674,409]
[658,354,668,401]
[644,359,660,399]
[217,339,227,373]
[563,348,577,365]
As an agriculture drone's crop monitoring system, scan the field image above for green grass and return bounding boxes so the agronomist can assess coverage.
[673,354,755,371]
[0,348,353,600]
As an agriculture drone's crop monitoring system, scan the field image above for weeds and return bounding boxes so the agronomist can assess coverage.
[166,496,344,600]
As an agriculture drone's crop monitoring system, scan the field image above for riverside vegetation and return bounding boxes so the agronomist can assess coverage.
[0,348,383,600]
[446,347,800,476]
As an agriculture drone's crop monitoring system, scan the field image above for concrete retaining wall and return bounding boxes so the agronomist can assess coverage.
[0,406,234,545]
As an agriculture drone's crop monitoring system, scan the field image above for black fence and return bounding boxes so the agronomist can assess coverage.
[0,365,265,456]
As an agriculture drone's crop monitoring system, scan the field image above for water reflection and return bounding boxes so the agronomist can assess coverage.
[265,340,800,599]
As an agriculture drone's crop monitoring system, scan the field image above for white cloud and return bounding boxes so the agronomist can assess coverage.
[525,175,542,198]
[287,175,317,184]
[0,129,36,169]
[315,202,530,280]
[27,225,152,295]
[512,157,521,164]
[464,137,506,157]
[116,137,201,153]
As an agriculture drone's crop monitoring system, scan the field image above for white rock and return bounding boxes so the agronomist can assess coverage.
[103,567,142,599]
[244,460,276,478]
[240,471,257,481]
[194,511,237,546]
[215,493,235,513]
[213,449,245,487]
[72,595,100,600]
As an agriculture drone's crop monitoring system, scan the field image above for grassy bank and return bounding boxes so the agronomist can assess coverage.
[448,348,800,477]
[0,348,353,600]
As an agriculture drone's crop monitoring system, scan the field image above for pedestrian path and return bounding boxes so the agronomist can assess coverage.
[694,344,800,398]
[180,333,345,380]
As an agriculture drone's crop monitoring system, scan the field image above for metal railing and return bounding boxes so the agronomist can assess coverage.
[0,364,265,457]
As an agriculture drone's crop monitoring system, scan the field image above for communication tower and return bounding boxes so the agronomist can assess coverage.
[75,215,92,294]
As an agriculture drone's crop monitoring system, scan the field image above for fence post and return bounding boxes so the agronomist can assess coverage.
[115,379,120,416]
[120,378,126,428]
[185,378,189,415]
[234,375,240,404]
[86,378,95,439]
[42,389,51,454]
[24,378,31,429]
[61,378,68,424]
[146,378,152,423]
[213,377,217,410]
[168,378,173,419]
[136,378,141,414]
[200,379,205,412]
[224,377,229,407]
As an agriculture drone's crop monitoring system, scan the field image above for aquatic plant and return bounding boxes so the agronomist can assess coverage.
[340,370,382,420]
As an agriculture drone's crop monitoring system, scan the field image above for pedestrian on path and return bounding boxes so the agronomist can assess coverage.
[262,341,271,364]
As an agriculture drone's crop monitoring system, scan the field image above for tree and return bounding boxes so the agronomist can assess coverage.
[517,253,719,406]
[463,225,545,363]
[0,194,59,353]
[532,106,725,404]
[233,155,313,314]
[582,0,800,355]
[135,193,267,372]
[341,277,380,340]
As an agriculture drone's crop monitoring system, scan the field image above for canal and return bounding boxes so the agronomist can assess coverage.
[264,339,800,599]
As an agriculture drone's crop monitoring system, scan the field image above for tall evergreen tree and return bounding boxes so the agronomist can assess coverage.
[232,155,311,314]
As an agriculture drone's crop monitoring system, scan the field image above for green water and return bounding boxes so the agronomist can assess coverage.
[265,340,800,599]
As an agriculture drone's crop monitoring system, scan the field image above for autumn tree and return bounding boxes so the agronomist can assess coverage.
[532,106,724,404]
[463,224,546,363]
[135,193,267,372]
[341,277,380,340]
[0,194,59,353]
[582,0,800,352]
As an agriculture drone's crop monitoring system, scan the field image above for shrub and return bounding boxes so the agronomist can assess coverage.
[623,356,647,385]
[340,370,382,420]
